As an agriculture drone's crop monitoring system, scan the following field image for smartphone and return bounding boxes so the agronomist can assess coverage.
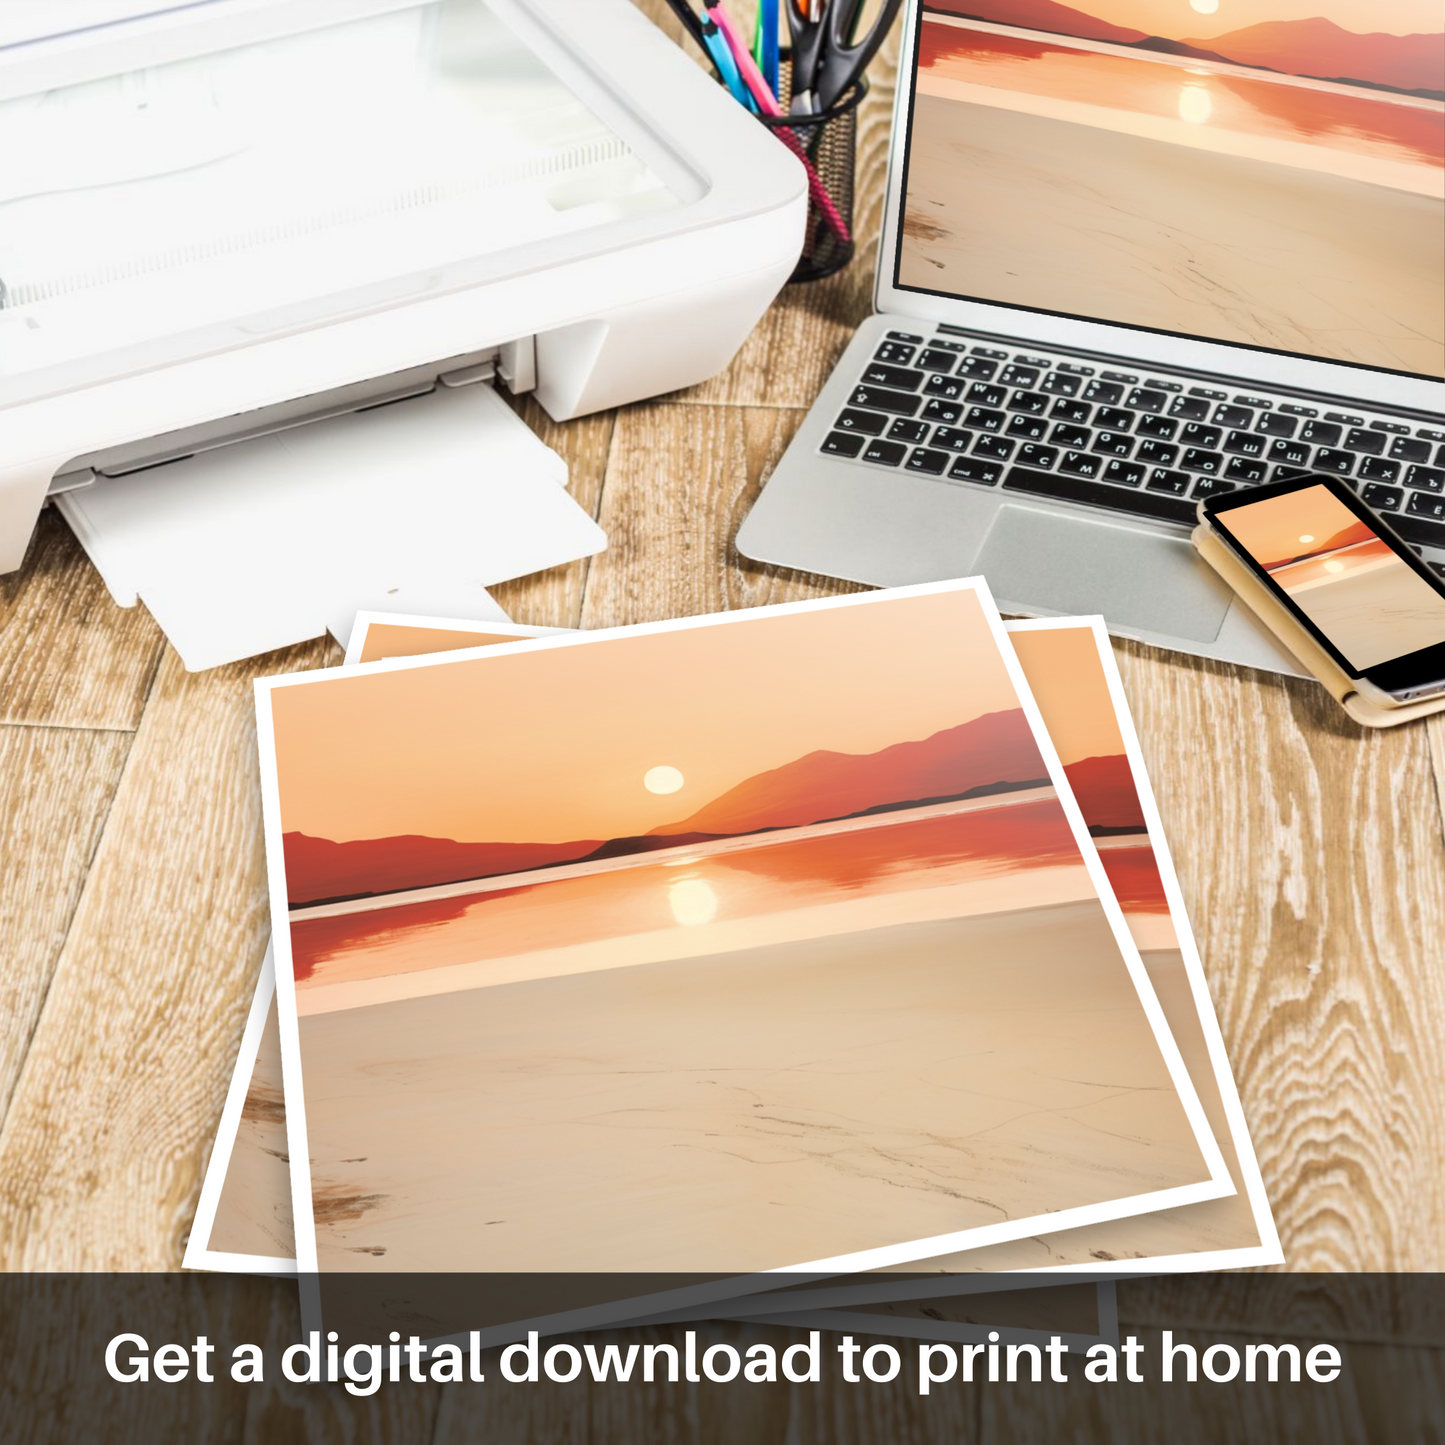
[1200,474,1445,706]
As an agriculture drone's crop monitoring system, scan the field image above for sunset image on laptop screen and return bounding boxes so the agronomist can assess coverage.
[899,1,1444,376]
[1218,483,1445,668]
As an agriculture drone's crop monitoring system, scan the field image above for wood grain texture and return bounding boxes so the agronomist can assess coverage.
[1108,638,1445,1271]
[0,642,331,1269]
[580,403,866,630]
[0,726,133,1125]
[0,510,165,730]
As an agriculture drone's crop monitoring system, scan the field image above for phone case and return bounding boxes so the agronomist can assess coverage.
[1192,522,1445,729]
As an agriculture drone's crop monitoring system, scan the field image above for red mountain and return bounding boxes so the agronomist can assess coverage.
[283,832,599,908]
[1181,19,1445,93]
[651,709,1047,838]
[1063,754,1145,832]
[925,0,1145,46]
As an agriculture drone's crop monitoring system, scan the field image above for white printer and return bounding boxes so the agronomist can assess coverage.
[0,0,806,663]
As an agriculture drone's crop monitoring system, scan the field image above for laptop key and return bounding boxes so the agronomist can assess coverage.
[1083,379,1124,405]
[1407,465,1445,493]
[850,384,921,417]
[887,418,932,444]
[967,382,1008,407]
[916,348,959,374]
[860,438,908,467]
[835,408,890,435]
[999,364,1040,388]
[886,330,924,343]
[1017,444,1059,469]
[907,447,951,475]
[1273,464,1316,480]
[1314,448,1354,475]
[1182,448,1223,474]
[1136,414,1178,440]
[1060,451,1102,478]
[1050,398,1092,424]
[1007,414,1048,441]
[1223,430,1265,457]
[1137,440,1179,466]
[1300,420,1341,446]
[1268,438,1311,467]
[1041,372,1081,397]
[958,356,1000,380]
[1390,436,1431,463]
[930,426,974,452]
[1147,469,1191,495]
[1168,395,1211,421]
[1008,390,1050,415]
[1225,456,1267,482]
[1392,513,1445,550]
[924,374,967,400]
[821,431,866,458]
[1192,476,1236,499]
[1361,483,1402,510]
[922,398,963,425]
[1257,413,1298,437]
[863,363,926,389]
[1359,456,1400,482]
[1406,491,1445,521]
[965,406,1006,432]
[1003,466,1196,524]
[1092,432,1134,457]
[1214,404,1254,429]
[874,342,917,365]
[1126,387,1167,413]
[974,435,1015,461]
[948,457,1003,485]
[1051,424,1091,449]
[1344,428,1385,455]
[1103,459,1145,487]
[1095,406,1134,432]
[1180,423,1222,449]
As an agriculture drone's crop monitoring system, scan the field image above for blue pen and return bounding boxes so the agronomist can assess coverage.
[758,0,779,98]
[700,14,755,111]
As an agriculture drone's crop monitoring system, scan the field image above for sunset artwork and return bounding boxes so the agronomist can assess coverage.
[258,585,1224,1284]
[1219,482,1445,668]
[903,1,1444,374]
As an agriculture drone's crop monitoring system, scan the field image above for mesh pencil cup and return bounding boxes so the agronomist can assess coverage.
[759,72,867,284]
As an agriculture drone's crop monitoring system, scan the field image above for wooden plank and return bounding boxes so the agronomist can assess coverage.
[1109,638,1445,1271]
[0,725,133,1125]
[489,397,614,631]
[0,509,165,730]
[580,402,867,631]
[0,641,330,1269]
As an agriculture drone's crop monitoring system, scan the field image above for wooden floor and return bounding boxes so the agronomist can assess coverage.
[1,6,1442,1440]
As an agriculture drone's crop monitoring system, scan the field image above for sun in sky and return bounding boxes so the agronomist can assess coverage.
[643,765,685,795]
[1189,0,1219,12]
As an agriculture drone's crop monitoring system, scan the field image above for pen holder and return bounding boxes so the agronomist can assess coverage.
[759,71,867,284]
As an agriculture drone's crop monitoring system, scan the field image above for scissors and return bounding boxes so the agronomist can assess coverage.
[786,0,903,113]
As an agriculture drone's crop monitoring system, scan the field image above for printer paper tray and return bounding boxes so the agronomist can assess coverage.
[57,384,605,671]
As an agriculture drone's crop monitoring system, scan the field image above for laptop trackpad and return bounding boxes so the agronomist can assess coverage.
[976,505,1233,642]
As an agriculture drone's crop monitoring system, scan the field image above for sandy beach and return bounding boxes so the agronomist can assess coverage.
[297,898,1214,1274]
[900,92,1444,376]
[1278,554,1445,669]
[210,998,293,1258]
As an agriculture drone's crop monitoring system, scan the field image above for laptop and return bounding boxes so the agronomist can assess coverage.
[738,0,1445,673]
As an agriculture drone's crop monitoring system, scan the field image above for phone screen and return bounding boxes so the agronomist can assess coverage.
[1211,483,1445,674]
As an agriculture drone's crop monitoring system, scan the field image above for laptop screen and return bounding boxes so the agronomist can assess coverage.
[894,1,1444,380]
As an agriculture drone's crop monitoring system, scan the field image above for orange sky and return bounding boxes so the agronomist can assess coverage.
[1218,484,1376,570]
[269,590,1024,845]
[1008,626,1126,766]
[1059,0,1440,39]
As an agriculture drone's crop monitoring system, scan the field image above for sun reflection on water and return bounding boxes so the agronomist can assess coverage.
[668,877,719,926]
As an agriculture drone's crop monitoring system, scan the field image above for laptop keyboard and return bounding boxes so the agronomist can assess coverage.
[821,330,1445,569]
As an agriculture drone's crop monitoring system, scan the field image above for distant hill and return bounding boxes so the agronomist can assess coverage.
[651,709,1046,838]
[283,833,600,909]
[1259,520,1377,571]
[924,0,1145,45]
[1062,754,1145,833]
[286,708,1050,908]
[1181,18,1444,94]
